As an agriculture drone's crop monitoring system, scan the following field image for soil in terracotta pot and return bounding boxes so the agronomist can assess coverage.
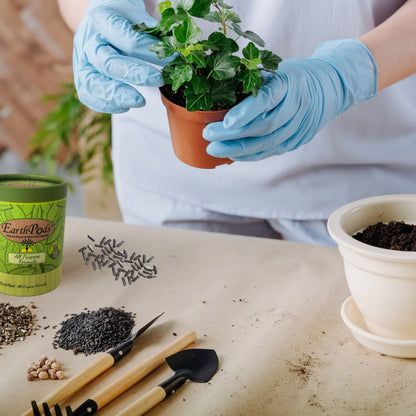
[353,221,416,251]
[160,85,249,111]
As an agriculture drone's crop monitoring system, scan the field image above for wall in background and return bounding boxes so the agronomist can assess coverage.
[0,0,122,222]
[0,0,73,159]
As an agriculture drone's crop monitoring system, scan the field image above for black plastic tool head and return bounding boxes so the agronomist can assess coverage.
[165,348,219,382]
[31,401,73,416]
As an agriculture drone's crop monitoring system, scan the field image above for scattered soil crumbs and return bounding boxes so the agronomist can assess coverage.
[287,354,316,383]
[308,394,326,412]
[353,221,416,251]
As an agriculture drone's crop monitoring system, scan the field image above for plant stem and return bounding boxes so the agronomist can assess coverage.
[213,3,226,35]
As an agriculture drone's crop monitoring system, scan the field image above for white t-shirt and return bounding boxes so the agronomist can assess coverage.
[112,0,416,223]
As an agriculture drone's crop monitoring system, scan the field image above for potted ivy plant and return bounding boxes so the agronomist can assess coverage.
[134,0,281,169]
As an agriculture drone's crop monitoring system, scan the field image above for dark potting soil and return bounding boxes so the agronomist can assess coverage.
[353,221,416,251]
[52,307,136,355]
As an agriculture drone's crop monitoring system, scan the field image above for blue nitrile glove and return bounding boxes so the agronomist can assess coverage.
[73,0,171,113]
[204,39,377,161]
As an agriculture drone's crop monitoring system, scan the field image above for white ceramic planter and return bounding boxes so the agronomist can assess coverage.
[327,194,416,340]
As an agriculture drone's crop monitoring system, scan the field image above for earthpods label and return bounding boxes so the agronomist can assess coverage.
[0,199,66,296]
[0,219,55,243]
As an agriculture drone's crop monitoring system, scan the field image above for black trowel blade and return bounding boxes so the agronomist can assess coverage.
[165,348,219,382]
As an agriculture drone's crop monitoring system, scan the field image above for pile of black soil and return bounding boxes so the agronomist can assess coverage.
[52,307,136,355]
[353,221,416,251]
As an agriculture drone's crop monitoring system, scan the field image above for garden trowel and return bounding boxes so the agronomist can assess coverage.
[115,348,219,416]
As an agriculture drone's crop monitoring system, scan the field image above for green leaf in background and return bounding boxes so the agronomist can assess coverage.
[29,83,113,187]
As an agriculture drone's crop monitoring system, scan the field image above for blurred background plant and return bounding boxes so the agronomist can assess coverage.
[29,82,113,188]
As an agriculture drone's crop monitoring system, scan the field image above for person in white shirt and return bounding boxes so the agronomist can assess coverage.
[58,0,416,246]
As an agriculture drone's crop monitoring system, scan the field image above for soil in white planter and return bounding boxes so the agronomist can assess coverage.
[353,221,416,251]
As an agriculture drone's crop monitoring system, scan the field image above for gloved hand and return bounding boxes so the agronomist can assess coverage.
[204,39,377,161]
[73,0,171,113]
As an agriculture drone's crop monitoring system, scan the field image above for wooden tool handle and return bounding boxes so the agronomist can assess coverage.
[20,353,115,416]
[92,331,197,409]
[116,386,167,416]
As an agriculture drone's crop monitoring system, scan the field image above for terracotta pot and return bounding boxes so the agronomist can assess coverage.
[160,92,234,169]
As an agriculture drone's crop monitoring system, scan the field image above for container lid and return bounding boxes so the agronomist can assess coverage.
[0,174,67,203]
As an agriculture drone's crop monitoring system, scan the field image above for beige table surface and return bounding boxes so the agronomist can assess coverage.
[1,216,416,416]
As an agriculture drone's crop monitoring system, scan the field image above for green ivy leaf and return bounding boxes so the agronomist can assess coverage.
[174,16,202,44]
[187,49,207,67]
[158,1,173,14]
[208,51,241,80]
[241,57,262,70]
[238,69,263,96]
[243,42,259,60]
[211,79,239,106]
[207,32,238,53]
[184,88,213,111]
[204,11,222,23]
[259,50,282,70]
[217,0,232,9]
[224,11,241,23]
[161,66,174,85]
[149,37,176,59]
[232,23,265,47]
[132,23,160,37]
[160,8,187,33]
[189,0,212,17]
[190,75,210,94]
[199,39,220,52]
[171,64,194,90]
[132,22,149,32]
[172,0,194,10]
[162,56,185,85]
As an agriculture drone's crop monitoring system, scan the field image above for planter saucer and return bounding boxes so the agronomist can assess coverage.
[341,296,416,358]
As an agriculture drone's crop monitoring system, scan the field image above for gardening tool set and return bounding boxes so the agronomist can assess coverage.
[22,314,219,416]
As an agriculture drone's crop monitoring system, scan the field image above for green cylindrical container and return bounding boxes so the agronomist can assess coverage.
[0,174,67,296]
